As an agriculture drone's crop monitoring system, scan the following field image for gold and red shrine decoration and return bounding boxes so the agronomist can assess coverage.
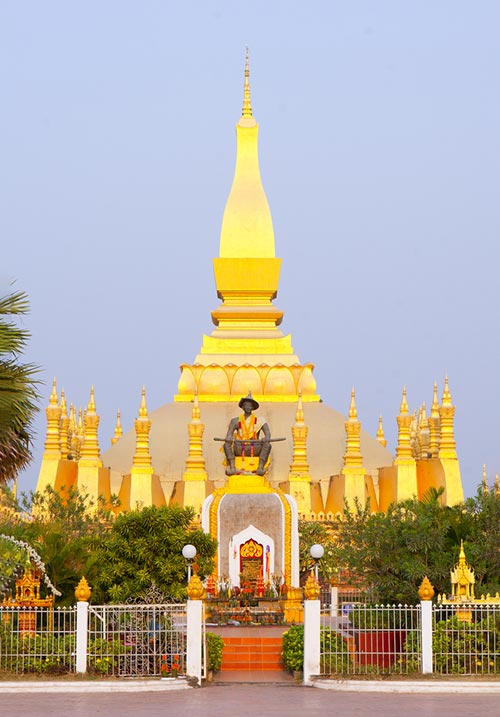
[240,538,264,579]
[240,538,263,559]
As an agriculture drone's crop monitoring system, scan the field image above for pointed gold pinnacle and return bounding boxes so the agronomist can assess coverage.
[242,46,253,117]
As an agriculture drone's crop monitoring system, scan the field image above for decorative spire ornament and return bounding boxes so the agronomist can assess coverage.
[111,409,123,445]
[342,389,364,471]
[395,387,413,463]
[43,378,61,458]
[376,415,387,448]
[242,46,252,118]
[428,381,441,457]
[132,387,153,474]
[438,376,457,459]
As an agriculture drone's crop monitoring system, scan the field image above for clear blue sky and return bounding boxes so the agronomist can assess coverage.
[2,2,499,498]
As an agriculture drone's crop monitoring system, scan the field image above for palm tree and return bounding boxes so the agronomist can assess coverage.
[0,289,41,484]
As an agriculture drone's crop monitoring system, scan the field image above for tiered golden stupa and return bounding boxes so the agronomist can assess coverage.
[35,54,464,518]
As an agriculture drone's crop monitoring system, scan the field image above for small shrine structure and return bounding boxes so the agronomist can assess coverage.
[1,566,54,635]
[437,540,500,621]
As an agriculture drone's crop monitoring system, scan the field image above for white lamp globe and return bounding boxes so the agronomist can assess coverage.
[182,544,197,560]
[310,544,324,560]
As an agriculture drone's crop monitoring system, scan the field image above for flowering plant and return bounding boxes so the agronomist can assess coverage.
[170,655,180,677]
[160,655,169,677]
[160,654,180,678]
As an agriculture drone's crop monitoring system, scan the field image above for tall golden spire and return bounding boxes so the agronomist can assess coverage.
[290,392,310,475]
[242,47,252,118]
[183,392,208,482]
[342,389,363,470]
[79,386,102,466]
[59,389,70,459]
[43,378,61,458]
[418,403,430,459]
[438,376,457,459]
[132,387,153,474]
[176,53,320,404]
[428,381,440,457]
[395,387,413,463]
[218,49,275,258]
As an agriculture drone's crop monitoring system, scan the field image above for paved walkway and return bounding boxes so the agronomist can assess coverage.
[1,683,499,717]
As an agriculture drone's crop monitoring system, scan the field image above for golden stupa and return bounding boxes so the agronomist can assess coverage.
[35,54,464,518]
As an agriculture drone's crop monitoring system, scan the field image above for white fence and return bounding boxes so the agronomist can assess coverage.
[0,600,204,683]
[87,603,188,677]
[0,606,76,674]
[303,600,500,681]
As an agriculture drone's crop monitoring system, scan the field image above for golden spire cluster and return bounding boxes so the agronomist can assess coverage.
[391,378,458,462]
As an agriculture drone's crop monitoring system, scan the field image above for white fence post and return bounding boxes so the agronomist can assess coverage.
[330,586,338,617]
[420,599,433,674]
[303,576,321,685]
[76,600,89,674]
[186,598,203,685]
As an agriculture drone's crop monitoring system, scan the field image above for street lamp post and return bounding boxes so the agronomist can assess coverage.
[310,543,324,581]
[182,544,197,583]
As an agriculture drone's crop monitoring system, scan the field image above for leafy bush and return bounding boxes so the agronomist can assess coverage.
[206,632,224,672]
[282,623,304,672]
[0,628,75,674]
[282,623,352,674]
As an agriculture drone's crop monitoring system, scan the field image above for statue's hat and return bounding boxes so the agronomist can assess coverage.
[238,391,259,411]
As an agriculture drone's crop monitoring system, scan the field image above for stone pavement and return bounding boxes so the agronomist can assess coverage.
[1,683,500,717]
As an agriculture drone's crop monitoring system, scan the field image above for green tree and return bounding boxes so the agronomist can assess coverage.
[0,485,114,605]
[0,289,40,484]
[330,492,463,603]
[298,519,338,582]
[92,505,217,603]
[462,486,500,595]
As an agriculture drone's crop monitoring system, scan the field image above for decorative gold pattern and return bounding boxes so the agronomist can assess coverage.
[304,572,320,600]
[418,576,434,601]
[240,539,263,559]
[187,574,206,600]
[75,576,92,602]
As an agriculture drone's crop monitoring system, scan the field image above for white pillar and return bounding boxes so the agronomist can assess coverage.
[76,601,89,674]
[420,600,433,674]
[186,599,203,685]
[303,599,321,684]
[330,586,338,617]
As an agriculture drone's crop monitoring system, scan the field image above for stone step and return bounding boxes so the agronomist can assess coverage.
[220,636,284,672]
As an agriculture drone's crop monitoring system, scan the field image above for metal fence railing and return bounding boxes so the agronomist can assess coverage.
[432,603,500,676]
[87,604,188,677]
[320,604,421,675]
[0,606,76,675]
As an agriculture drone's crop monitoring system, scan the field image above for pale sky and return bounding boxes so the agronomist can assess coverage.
[2,2,499,499]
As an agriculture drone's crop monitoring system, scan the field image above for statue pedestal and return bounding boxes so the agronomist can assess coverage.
[201,474,299,589]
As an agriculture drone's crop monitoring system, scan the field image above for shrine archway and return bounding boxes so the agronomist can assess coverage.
[228,525,274,588]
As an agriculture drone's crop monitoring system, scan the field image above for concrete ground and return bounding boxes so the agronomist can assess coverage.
[1,682,500,717]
